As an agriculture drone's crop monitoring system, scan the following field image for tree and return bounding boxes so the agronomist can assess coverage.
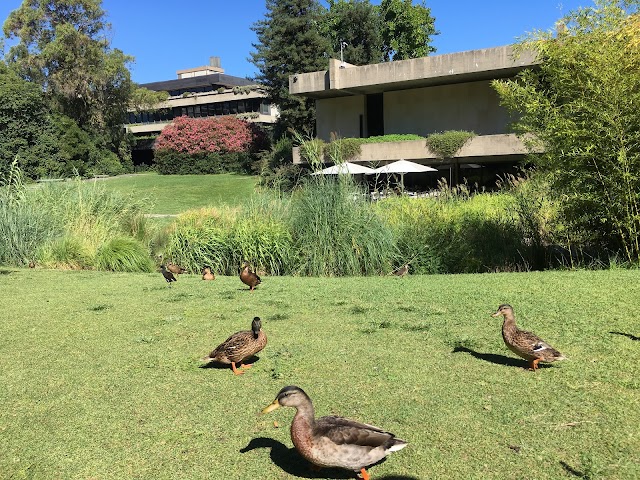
[0,64,61,178]
[250,0,330,139]
[493,0,640,263]
[380,0,438,61]
[323,0,384,65]
[3,0,134,165]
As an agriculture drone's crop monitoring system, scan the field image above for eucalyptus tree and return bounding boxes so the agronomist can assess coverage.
[3,0,134,162]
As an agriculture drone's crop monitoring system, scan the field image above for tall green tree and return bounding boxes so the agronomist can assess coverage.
[380,0,438,61]
[493,0,640,263]
[2,0,134,164]
[323,0,384,65]
[250,0,330,138]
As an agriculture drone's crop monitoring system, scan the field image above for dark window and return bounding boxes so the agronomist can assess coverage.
[215,103,223,116]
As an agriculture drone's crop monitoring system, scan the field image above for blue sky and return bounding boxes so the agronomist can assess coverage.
[1,0,588,85]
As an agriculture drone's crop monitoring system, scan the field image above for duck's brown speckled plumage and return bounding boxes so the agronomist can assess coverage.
[202,317,267,375]
[167,262,186,274]
[202,266,215,281]
[392,263,409,277]
[492,304,566,371]
[240,261,261,291]
[262,386,407,480]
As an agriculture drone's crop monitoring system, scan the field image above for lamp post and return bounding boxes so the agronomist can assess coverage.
[340,41,348,68]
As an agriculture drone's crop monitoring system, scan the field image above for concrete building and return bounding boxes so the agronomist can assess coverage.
[289,45,539,186]
[124,57,278,165]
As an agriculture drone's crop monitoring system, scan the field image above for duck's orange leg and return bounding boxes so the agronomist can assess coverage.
[358,468,370,480]
[529,358,540,371]
[240,363,253,369]
[231,362,245,375]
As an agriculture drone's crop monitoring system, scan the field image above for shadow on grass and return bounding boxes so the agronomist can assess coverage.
[198,355,261,371]
[452,346,551,370]
[240,437,417,480]
[609,331,640,341]
[0,269,15,275]
[560,460,586,477]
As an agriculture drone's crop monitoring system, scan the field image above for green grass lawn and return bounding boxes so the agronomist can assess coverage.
[1,268,639,479]
[95,173,258,214]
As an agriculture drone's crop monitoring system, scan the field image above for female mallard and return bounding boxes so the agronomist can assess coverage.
[167,262,186,275]
[262,386,407,480]
[240,261,261,291]
[202,266,215,281]
[202,317,266,375]
[492,304,566,371]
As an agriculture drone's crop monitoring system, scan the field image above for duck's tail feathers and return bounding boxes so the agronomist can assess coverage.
[388,438,408,452]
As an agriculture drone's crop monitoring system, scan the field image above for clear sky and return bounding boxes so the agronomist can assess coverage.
[1,0,588,85]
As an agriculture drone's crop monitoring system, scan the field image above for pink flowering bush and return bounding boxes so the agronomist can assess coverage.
[154,116,255,154]
[153,116,268,174]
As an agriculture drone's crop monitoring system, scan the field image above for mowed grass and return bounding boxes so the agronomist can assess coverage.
[0,268,639,479]
[96,173,258,214]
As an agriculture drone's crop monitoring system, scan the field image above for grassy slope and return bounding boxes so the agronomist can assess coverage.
[96,173,258,214]
[0,268,638,479]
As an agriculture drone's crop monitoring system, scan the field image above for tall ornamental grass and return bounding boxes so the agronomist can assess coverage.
[289,175,397,276]
[0,162,60,266]
[164,199,294,276]
[0,164,153,271]
[375,192,530,273]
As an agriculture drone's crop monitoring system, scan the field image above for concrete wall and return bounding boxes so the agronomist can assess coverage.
[316,95,365,140]
[384,80,513,136]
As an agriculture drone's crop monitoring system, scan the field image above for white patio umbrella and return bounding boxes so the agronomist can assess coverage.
[312,162,376,175]
[370,159,437,190]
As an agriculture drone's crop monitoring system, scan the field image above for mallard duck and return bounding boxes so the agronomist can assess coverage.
[392,263,409,277]
[202,266,215,281]
[202,317,267,375]
[167,262,186,275]
[240,261,261,291]
[160,265,177,287]
[262,386,407,480]
[492,304,566,371]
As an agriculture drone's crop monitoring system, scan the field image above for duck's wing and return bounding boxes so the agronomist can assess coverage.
[514,328,560,356]
[314,416,404,448]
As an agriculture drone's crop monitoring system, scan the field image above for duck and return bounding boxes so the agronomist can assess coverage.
[392,263,409,277]
[262,386,407,480]
[160,265,177,287]
[167,262,186,275]
[492,304,566,371]
[202,266,215,281]
[240,261,261,291]
[202,317,267,375]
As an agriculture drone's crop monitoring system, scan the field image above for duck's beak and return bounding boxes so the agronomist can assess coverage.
[490,311,501,317]
[262,399,280,414]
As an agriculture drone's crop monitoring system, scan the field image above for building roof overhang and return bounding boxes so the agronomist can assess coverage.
[141,73,255,92]
[289,45,539,99]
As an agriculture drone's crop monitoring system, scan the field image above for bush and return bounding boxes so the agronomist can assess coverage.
[153,116,266,174]
[95,237,154,272]
[426,130,476,158]
[289,175,397,276]
[0,164,153,271]
[154,150,252,175]
[375,193,530,273]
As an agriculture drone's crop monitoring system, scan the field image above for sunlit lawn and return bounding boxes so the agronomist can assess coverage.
[96,173,258,214]
[0,268,638,479]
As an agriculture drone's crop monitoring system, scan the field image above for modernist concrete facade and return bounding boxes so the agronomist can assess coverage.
[289,46,539,182]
